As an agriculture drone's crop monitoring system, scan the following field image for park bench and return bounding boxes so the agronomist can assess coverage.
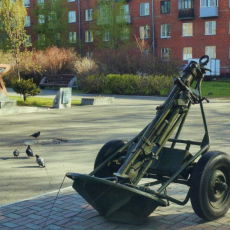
[39,74,78,89]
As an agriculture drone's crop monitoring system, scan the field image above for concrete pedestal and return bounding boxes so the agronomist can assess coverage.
[53,88,72,109]
[0,92,16,109]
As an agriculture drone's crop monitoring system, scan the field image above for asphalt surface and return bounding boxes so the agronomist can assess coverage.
[1,89,230,208]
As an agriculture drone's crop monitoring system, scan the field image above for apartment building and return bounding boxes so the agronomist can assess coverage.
[23,0,230,73]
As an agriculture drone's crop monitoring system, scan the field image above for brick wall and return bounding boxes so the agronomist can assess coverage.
[25,0,230,72]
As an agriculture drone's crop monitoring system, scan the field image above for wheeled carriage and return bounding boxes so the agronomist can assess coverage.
[67,55,230,224]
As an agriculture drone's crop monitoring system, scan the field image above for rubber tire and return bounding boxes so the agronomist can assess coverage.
[190,151,230,220]
[94,140,126,178]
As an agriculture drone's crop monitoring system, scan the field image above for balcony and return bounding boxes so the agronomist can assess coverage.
[178,8,194,20]
[200,6,218,17]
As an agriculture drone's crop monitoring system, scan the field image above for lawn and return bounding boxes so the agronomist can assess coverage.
[8,80,230,107]
[199,79,230,98]
[9,96,81,107]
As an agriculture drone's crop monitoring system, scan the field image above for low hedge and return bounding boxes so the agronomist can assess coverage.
[83,74,174,96]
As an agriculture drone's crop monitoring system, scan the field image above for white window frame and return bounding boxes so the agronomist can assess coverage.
[86,52,93,59]
[38,34,45,46]
[161,48,171,60]
[68,11,76,23]
[55,33,60,42]
[121,5,129,15]
[183,47,192,60]
[229,20,230,34]
[140,3,150,16]
[182,23,193,36]
[121,28,129,40]
[229,46,230,59]
[38,15,45,24]
[37,0,44,5]
[179,0,193,9]
[69,32,76,43]
[24,0,30,7]
[85,9,93,21]
[85,30,93,43]
[139,26,150,39]
[200,0,218,7]
[25,16,31,27]
[205,46,216,58]
[161,24,171,38]
[205,21,216,35]
[104,31,109,41]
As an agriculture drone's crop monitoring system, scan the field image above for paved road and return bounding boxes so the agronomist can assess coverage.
[1,90,230,209]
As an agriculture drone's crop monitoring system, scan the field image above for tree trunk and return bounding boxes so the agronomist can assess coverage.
[15,49,20,81]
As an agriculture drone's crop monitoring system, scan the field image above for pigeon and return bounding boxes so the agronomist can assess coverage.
[26,145,34,158]
[35,155,45,167]
[30,131,40,138]
[13,149,20,157]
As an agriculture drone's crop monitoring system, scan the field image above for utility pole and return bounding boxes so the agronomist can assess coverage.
[78,0,82,57]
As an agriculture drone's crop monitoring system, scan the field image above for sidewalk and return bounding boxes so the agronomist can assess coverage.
[1,184,230,230]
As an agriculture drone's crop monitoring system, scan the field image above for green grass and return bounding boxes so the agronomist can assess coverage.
[9,96,81,107]
[8,80,230,107]
[199,80,230,98]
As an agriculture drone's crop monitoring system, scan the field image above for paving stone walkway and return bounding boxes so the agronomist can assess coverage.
[1,183,230,230]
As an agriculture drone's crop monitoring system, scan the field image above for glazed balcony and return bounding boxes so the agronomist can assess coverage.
[200,6,218,17]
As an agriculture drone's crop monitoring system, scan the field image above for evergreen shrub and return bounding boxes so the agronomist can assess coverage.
[83,74,174,96]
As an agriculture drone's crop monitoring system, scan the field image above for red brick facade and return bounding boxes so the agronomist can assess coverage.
[25,0,230,72]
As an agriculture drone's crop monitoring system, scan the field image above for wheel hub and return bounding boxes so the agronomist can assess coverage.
[209,169,229,206]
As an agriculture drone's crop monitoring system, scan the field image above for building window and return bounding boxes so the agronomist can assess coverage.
[85,30,93,43]
[140,3,150,16]
[200,0,218,7]
[68,0,75,2]
[179,0,193,9]
[38,15,45,24]
[68,11,76,23]
[161,24,171,38]
[205,46,216,58]
[161,1,170,13]
[121,28,129,40]
[24,0,30,7]
[37,0,44,5]
[182,23,193,36]
[140,26,150,39]
[86,52,93,59]
[38,34,45,46]
[205,21,216,35]
[183,47,192,60]
[25,16,31,27]
[229,20,230,33]
[24,35,31,47]
[55,33,60,42]
[69,32,76,43]
[85,9,93,21]
[104,31,109,41]
[161,48,171,60]
[121,5,129,15]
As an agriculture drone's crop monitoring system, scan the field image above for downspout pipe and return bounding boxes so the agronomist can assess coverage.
[151,0,155,56]
[78,0,82,57]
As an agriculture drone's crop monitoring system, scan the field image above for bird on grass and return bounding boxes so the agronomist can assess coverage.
[13,149,20,158]
[35,155,45,167]
[30,131,41,139]
[26,145,34,158]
